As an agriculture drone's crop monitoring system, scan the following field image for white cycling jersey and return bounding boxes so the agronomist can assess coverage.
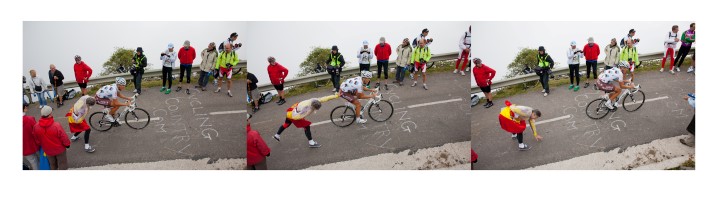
[96,84,119,99]
[340,76,364,93]
[598,67,624,84]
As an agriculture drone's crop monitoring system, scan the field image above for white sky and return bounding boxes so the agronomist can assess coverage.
[23,22,247,82]
[247,21,471,84]
[472,21,695,82]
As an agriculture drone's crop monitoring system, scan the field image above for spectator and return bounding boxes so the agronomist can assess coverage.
[394,38,413,86]
[33,106,71,170]
[375,37,392,90]
[674,23,695,73]
[680,93,695,147]
[567,41,583,92]
[661,25,680,73]
[246,115,270,170]
[131,47,147,94]
[473,58,496,108]
[177,40,196,94]
[73,55,93,96]
[411,28,433,80]
[29,69,49,109]
[536,46,554,97]
[48,64,65,107]
[357,40,374,73]
[66,95,97,153]
[215,43,239,97]
[410,39,432,90]
[22,103,39,170]
[604,38,621,70]
[247,72,260,112]
[215,32,242,86]
[326,45,345,92]
[198,42,218,91]
[267,56,288,105]
[160,43,177,95]
[583,37,600,89]
[455,26,471,76]
[620,29,640,48]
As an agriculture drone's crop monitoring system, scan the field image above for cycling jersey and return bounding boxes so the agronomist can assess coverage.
[95,84,119,99]
[340,76,364,94]
[598,67,623,84]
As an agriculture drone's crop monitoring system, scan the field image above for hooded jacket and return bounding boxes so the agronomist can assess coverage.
[23,115,38,156]
[247,124,271,166]
[396,44,413,67]
[267,63,289,85]
[374,43,392,61]
[73,61,93,84]
[604,44,621,66]
[200,48,218,72]
[178,46,197,65]
[32,116,71,156]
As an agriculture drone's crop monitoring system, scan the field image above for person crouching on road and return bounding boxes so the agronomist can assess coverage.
[272,94,339,148]
[498,100,543,151]
[67,95,97,153]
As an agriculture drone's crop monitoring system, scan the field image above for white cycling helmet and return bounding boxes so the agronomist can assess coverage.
[116,77,127,86]
[618,61,630,69]
[361,70,373,78]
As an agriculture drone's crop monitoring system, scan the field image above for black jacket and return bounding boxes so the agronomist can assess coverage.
[48,70,65,86]
[326,53,345,68]
[247,73,258,91]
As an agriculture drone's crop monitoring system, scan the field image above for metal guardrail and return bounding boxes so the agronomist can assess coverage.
[60,60,246,89]
[256,52,459,92]
[470,48,694,94]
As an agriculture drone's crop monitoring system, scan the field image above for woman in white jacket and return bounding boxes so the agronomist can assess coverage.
[357,40,374,73]
[395,38,413,86]
[28,69,49,108]
[567,41,583,91]
[160,43,177,94]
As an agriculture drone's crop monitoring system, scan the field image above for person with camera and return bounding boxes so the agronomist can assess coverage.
[215,43,239,97]
[567,41,583,92]
[131,47,147,94]
[536,46,554,97]
[160,43,177,95]
[619,39,639,82]
[394,38,413,86]
[177,40,196,94]
[357,40,374,87]
[29,69,49,109]
[411,39,432,90]
[620,29,640,48]
[326,45,345,92]
[267,56,288,104]
[198,42,217,91]
[73,55,93,96]
[48,64,65,107]
[411,28,433,80]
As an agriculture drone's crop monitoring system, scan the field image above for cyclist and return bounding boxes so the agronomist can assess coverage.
[595,61,636,110]
[272,94,338,148]
[498,100,542,151]
[340,70,378,124]
[94,77,132,125]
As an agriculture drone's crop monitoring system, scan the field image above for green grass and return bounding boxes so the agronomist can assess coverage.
[480,58,695,104]
[667,155,695,170]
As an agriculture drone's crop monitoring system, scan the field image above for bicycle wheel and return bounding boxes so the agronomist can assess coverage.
[124,108,151,130]
[331,106,355,127]
[88,111,113,131]
[368,100,394,122]
[585,98,611,119]
[622,90,646,112]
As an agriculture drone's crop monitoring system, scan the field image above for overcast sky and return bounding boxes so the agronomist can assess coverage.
[23,22,246,82]
[472,21,695,83]
[247,21,471,85]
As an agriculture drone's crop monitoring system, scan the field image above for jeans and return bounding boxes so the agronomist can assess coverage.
[569,64,580,86]
[377,60,389,79]
[395,66,407,82]
[179,64,192,83]
[198,70,211,87]
[162,67,173,89]
[135,68,144,93]
[24,152,39,170]
[674,45,692,68]
[35,92,47,106]
[538,69,550,93]
[44,90,54,102]
[586,60,598,79]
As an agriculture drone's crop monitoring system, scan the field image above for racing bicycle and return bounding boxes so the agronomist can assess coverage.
[89,94,151,131]
[585,83,645,119]
[331,88,394,127]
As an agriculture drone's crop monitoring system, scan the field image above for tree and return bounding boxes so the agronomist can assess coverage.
[297,46,333,77]
[100,47,134,76]
[505,48,539,78]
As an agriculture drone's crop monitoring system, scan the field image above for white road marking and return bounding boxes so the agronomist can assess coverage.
[209,110,244,115]
[406,98,463,109]
[312,120,333,126]
[527,96,671,126]
[119,117,161,124]
[624,96,668,106]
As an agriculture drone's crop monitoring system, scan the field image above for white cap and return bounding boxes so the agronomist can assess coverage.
[41,106,52,116]
[570,41,577,46]
[363,40,369,45]
[168,43,174,48]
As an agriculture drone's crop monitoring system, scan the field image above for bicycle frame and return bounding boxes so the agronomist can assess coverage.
[344,88,382,118]
[103,94,138,119]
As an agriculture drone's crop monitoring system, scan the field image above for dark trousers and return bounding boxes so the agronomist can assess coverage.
[162,67,173,89]
[539,70,550,93]
[674,45,692,68]
[586,61,598,79]
[377,60,389,79]
[687,115,695,135]
[516,132,524,144]
[395,66,407,82]
[359,64,370,72]
[569,64,580,86]
[198,70,210,87]
[329,68,341,90]
[179,64,192,83]
[277,118,313,140]
[134,69,144,93]
[72,129,91,144]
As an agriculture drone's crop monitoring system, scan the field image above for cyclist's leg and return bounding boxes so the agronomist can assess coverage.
[352,99,362,117]
[609,85,621,101]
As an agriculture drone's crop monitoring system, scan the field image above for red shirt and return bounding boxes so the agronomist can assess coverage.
[246,125,271,166]
[73,61,93,83]
[374,43,392,61]
[473,64,496,87]
[32,117,71,156]
[267,63,289,85]
[178,46,197,65]
[23,115,38,156]
[583,43,601,61]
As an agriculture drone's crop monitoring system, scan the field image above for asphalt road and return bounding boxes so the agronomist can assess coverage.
[248,72,470,169]
[25,78,245,169]
[472,70,695,170]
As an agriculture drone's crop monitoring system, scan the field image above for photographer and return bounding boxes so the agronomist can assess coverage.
[567,41,583,92]
[536,46,554,97]
[131,47,147,94]
[160,43,177,94]
[326,45,345,92]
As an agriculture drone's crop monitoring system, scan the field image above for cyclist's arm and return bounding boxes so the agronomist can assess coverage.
[117,92,131,102]
[356,92,375,99]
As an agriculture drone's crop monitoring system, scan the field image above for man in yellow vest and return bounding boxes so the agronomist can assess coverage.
[411,39,432,90]
[326,45,345,92]
[215,43,239,97]
[536,46,554,97]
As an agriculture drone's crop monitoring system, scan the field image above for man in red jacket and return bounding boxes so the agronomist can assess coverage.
[472,58,496,108]
[267,56,289,105]
[177,40,196,94]
[246,114,270,170]
[33,106,71,170]
[23,103,39,170]
[374,37,392,90]
[73,55,93,96]
[583,37,601,88]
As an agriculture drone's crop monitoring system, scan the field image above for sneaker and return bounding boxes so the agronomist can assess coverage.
[465,67,470,72]
[215,87,221,93]
[543,92,548,97]
[277,99,286,105]
[659,68,664,72]
[409,74,414,80]
[201,87,206,91]
[85,146,96,153]
[574,86,580,92]
[411,81,417,87]
[70,136,80,142]
[511,134,517,140]
[423,84,428,90]
[272,134,280,142]
[252,108,260,113]
[164,89,171,94]
[176,86,182,92]
[519,143,531,151]
[670,69,675,74]
[399,82,404,86]
[583,82,589,88]
[460,71,466,76]
[605,100,615,109]
[484,102,494,108]
[453,69,458,74]
[384,84,388,90]
[675,67,681,72]
[160,87,166,92]
[133,89,138,93]
[482,102,490,107]
[356,118,367,124]
[541,89,546,93]
[569,85,574,90]
[186,89,190,95]
[227,91,233,97]
[309,143,322,148]
[687,67,694,73]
